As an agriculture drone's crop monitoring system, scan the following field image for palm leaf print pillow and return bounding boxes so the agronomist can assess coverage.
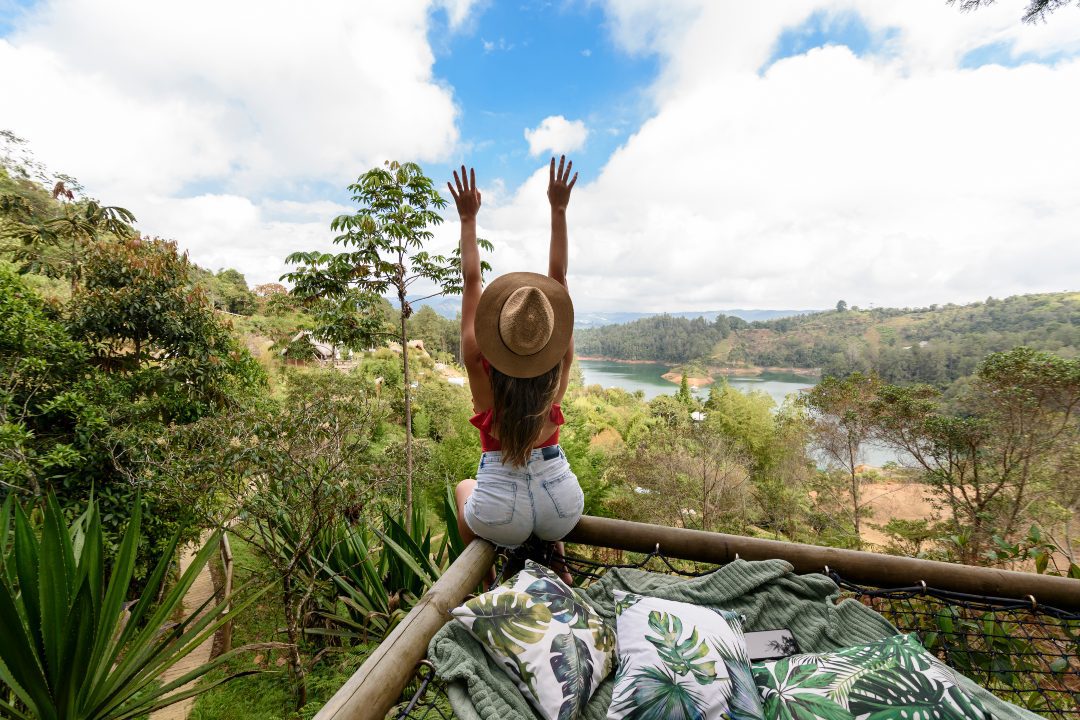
[450,560,614,720]
[607,591,766,720]
[751,634,991,720]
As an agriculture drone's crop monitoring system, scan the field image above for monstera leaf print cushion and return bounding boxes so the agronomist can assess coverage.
[608,591,766,720]
[751,634,991,720]
[450,560,614,720]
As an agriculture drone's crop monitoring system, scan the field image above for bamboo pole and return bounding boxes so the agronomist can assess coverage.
[565,516,1080,610]
[314,538,496,720]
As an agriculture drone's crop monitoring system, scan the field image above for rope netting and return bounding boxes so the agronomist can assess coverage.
[389,545,1080,720]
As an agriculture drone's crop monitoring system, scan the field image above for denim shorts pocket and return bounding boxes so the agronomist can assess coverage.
[542,472,584,520]
[471,479,516,526]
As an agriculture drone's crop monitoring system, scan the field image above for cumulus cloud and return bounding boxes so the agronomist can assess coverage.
[478,1,1080,312]
[0,0,467,283]
[524,116,590,157]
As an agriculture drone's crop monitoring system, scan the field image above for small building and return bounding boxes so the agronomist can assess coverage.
[282,331,335,365]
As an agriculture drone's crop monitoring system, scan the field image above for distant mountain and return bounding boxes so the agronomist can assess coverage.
[575,309,817,328]
[408,296,816,326]
[576,291,1080,387]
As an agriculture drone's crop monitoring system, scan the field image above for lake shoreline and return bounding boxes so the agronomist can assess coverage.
[577,355,822,380]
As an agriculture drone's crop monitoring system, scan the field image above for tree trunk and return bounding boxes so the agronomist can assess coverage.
[399,297,414,534]
[848,439,861,544]
[282,579,308,709]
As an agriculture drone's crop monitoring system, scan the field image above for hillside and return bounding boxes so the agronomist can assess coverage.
[576,292,1080,384]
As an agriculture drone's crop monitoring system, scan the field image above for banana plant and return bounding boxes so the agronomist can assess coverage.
[0,493,267,720]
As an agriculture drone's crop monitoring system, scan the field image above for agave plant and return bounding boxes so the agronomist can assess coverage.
[0,493,265,720]
[306,487,465,642]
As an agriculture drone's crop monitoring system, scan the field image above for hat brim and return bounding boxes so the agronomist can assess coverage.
[475,272,574,379]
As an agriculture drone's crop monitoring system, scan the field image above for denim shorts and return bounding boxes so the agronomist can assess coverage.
[463,445,584,548]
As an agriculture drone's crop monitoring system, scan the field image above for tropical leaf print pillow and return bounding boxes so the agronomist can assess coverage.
[450,560,614,720]
[751,634,992,720]
[607,591,766,720]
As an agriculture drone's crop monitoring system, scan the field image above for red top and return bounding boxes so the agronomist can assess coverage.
[469,404,564,452]
[469,357,564,452]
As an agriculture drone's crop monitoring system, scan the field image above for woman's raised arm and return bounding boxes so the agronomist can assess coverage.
[448,165,490,410]
[546,155,577,287]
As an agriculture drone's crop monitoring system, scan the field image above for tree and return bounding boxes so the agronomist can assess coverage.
[835,300,848,312]
[1,182,136,292]
[946,0,1079,23]
[802,373,882,545]
[284,161,488,528]
[1,245,265,573]
[408,304,461,361]
[159,371,387,707]
[610,418,752,534]
[68,236,265,422]
[872,348,1080,563]
[676,374,693,404]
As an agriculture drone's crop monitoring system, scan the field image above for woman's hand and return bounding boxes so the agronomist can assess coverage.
[547,155,578,211]
[448,165,481,221]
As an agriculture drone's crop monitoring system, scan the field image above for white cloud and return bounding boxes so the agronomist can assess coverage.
[0,0,472,284]
[137,195,343,285]
[524,116,590,157]
[474,1,1080,312]
[435,0,485,30]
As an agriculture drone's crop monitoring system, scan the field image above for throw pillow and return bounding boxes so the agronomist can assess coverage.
[751,633,991,720]
[450,560,614,720]
[608,591,766,720]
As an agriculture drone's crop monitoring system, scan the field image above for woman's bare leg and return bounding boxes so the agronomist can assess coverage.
[455,479,478,546]
[455,478,495,587]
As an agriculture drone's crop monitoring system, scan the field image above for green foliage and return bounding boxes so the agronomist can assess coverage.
[282,160,459,350]
[575,292,1080,387]
[194,267,257,315]
[314,504,461,644]
[1,260,265,573]
[575,313,743,364]
[872,347,1080,562]
[407,305,460,362]
[68,236,266,422]
[876,518,945,558]
[987,525,1080,579]
[1,192,135,292]
[0,493,263,720]
[283,160,487,526]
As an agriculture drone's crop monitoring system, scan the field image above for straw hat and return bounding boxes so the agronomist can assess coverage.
[475,272,574,378]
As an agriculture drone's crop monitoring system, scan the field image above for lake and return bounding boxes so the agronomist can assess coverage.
[577,359,902,467]
[577,359,814,407]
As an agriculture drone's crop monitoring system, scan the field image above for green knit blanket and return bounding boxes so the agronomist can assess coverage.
[428,558,1042,720]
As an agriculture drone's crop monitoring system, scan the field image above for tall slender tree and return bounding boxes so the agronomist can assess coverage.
[284,161,490,527]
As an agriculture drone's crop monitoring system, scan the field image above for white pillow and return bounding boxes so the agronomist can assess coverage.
[751,634,991,720]
[608,591,766,720]
[450,560,614,720]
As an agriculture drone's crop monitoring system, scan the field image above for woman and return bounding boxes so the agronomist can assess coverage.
[448,156,582,564]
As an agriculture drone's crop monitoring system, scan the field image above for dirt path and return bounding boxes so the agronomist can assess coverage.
[860,481,939,550]
[149,538,217,720]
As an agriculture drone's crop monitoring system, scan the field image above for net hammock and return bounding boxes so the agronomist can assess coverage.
[388,544,1080,720]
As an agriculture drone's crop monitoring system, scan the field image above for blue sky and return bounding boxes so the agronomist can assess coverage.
[2,1,1079,311]
[425,0,659,194]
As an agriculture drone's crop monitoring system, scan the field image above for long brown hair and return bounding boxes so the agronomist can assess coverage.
[490,362,562,467]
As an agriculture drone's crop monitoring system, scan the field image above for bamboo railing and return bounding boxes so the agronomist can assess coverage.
[313,539,496,720]
[314,515,1080,720]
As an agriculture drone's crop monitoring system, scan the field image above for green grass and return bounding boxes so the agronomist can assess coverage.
[187,535,376,720]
